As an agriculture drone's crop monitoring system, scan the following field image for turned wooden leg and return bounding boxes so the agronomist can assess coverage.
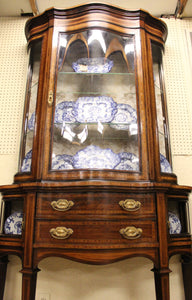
[20,268,40,300]
[152,267,171,300]
[181,255,192,300]
[0,256,9,300]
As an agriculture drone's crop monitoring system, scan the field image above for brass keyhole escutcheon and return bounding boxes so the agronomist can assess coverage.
[48,90,53,106]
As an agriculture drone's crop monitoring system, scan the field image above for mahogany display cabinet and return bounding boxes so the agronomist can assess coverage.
[0,4,192,300]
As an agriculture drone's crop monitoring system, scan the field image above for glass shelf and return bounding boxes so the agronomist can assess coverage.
[59,71,135,76]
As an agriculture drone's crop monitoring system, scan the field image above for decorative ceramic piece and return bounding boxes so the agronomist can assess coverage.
[52,154,74,170]
[4,212,23,235]
[73,96,117,123]
[115,152,139,171]
[21,149,32,172]
[28,112,35,130]
[55,101,76,125]
[73,145,120,169]
[168,212,182,234]
[160,154,172,173]
[110,103,137,130]
[72,57,113,73]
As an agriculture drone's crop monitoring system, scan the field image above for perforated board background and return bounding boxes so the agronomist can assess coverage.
[0,17,28,155]
[163,18,192,155]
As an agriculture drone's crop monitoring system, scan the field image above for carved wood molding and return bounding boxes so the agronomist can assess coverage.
[29,0,39,15]
[175,0,189,17]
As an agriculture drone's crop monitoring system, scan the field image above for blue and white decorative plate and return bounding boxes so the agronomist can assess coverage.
[72,57,113,73]
[160,154,172,173]
[168,212,182,234]
[4,212,23,235]
[52,154,74,170]
[115,152,139,171]
[73,96,117,123]
[73,145,120,169]
[28,112,35,131]
[21,149,32,172]
[55,101,76,125]
[110,104,137,130]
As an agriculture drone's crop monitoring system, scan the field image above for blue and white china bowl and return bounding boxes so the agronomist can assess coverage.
[4,212,23,235]
[110,104,137,130]
[73,145,120,169]
[73,96,117,123]
[160,154,172,173]
[52,154,74,170]
[72,57,113,73]
[55,101,76,125]
[21,149,32,172]
[28,112,35,131]
[168,212,182,234]
[115,152,139,171]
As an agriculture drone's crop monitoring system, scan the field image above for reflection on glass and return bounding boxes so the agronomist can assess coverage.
[51,30,139,172]
[20,40,42,172]
[152,43,172,173]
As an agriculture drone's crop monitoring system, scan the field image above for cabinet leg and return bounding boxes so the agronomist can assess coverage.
[20,268,40,300]
[152,267,171,300]
[181,255,192,300]
[0,256,9,300]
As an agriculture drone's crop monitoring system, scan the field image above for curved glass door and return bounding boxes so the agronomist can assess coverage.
[20,40,42,173]
[152,43,173,174]
[50,30,139,172]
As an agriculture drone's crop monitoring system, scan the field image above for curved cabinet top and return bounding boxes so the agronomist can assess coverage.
[25,3,167,43]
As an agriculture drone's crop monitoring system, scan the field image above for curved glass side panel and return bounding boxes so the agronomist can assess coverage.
[51,30,139,172]
[152,43,172,174]
[19,40,42,173]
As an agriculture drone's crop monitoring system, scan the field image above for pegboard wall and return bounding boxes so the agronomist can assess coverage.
[0,17,192,157]
[163,18,192,155]
[0,17,28,154]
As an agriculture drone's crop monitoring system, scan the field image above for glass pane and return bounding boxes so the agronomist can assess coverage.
[51,30,139,172]
[152,43,172,174]
[20,40,42,173]
[168,199,190,234]
[0,198,24,236]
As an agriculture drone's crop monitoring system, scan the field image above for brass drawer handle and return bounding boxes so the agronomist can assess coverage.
[120,226,143,239]
[51,199,74,211]
[50,227,73,239]
[119,199,141,212]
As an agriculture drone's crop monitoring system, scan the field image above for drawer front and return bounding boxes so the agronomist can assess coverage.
[36,192,155,219]
[35,220,157,248]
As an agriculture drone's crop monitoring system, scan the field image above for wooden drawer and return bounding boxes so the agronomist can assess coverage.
[35,220,157,248]
[36,192,155,219]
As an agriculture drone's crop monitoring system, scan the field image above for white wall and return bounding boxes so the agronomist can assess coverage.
[0,16,192,300]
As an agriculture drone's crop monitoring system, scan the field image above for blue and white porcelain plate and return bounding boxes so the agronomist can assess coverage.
[52,154,74,170]
[160,154,172,173]
[72,57,113,73]
[110,104,137,130]
[115,152,139,171]
[55,101,76,125]
[73,96,117,123]
[73,145,120,169]
[4,212,23,235]
[21,149,32,172]
[168,212,182,234]
[28,112,35,131]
